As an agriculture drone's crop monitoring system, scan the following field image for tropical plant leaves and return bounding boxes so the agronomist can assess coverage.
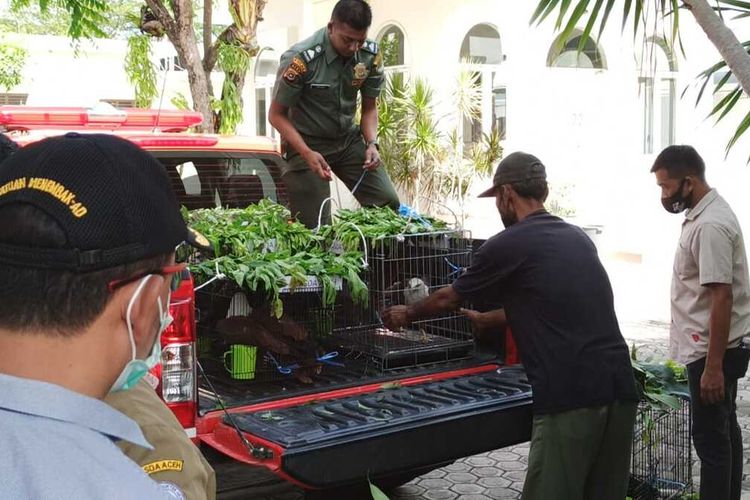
[693,40,750,157]
[369,479,390,500]
[10,0,109,40]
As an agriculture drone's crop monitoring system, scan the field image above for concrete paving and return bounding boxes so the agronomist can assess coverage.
[389,319,750,500]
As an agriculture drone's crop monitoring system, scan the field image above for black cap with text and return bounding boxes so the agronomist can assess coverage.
[0,133,207,271]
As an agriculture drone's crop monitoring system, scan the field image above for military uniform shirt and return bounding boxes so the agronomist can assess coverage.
[105,377,217,500]
[0,373,172,500]
[273,27,384,139]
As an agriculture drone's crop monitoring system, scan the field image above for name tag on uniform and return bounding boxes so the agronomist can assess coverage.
[310,83,331,89]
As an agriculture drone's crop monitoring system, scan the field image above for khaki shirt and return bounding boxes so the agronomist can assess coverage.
[670,189,750,364]
[273,27,384,140]
[105,378,216,500]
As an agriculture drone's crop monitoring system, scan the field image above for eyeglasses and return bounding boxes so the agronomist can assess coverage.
[107,263,188,293]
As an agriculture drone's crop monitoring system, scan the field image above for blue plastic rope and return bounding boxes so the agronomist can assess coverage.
[265,351,343,375]
[444,257,465,278]
[398,203,433,230]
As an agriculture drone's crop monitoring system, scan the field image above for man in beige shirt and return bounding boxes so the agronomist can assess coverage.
[652,145,750,500]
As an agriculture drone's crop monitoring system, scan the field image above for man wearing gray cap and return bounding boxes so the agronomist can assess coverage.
[384,152,638,500]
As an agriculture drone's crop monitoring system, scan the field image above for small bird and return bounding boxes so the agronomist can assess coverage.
[404,277,429,306]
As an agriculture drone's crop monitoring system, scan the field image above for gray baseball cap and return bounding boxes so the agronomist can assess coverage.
[478,151,547,198]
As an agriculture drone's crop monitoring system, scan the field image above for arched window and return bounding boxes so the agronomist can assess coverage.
[377,24,405,67]
[637,37,677,153]
[547,31,606,69]
[458,24,504,143]
[253,55,279,137]
[459,24,502,64]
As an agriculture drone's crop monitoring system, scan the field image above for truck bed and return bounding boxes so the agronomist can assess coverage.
[199,365,532,489]
[197,352,500,411]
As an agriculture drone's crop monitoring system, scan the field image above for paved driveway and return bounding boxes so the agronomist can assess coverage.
[389,320,750,500]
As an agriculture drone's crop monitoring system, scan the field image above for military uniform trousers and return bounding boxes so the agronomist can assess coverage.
[282,129,400,228]
[522,399,637,500]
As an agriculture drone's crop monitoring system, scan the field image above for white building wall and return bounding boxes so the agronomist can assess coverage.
[3,3,750,311]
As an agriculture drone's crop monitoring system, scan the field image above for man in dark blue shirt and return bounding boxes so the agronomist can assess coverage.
[384,152,638,500]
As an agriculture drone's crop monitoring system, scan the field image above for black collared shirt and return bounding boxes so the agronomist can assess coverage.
[453,211,638,414]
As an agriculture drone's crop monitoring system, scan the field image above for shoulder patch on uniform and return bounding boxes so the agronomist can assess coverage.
[158,481,186,500]
[282,56,307,83]
[361,40,379,54]
[301,45,323,64]
[143,459,184,475]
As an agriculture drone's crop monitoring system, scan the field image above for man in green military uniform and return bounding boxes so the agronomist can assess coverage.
[269,0,400,228]
[106,377,217,500]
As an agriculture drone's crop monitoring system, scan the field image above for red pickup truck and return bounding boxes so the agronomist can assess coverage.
[2,106,531,498]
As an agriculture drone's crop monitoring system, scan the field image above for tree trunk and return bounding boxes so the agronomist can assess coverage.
[203,0,212,57]
[145,0,270,133]
[173,33,215,132]
[202,0,215,98]
[146,0,214,132]
[685,0,750,99]
[214,1,268,133]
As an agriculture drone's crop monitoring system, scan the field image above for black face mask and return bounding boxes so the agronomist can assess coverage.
[661,178,691,214]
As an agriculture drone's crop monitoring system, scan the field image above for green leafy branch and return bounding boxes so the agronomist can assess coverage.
[124,34,158,108]
[0,44,28,93]
[185,200,369,317]
[216,40,252,134]
[630,343,689,411]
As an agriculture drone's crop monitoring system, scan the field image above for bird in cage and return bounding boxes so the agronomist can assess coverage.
[404,277,430,305]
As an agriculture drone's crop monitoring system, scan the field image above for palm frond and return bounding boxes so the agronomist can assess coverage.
[454,69,482,122]
[694,40,750,153]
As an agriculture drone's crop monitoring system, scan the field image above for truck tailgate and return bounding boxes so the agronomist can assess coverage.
[203,365,532,488]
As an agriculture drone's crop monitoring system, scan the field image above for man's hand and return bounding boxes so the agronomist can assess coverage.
[303,150,333,181]
[701,366,725,404]
[382,305,411,330]
[460,308,507,334]
[363,143,381,171]
[460,308,491,333]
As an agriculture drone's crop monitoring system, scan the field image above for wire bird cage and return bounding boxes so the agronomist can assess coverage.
[327,229,475,372]
[195,279,339,385]
[629,397,693,500]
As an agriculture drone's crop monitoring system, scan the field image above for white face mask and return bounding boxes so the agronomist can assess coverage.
[109,275,174,393]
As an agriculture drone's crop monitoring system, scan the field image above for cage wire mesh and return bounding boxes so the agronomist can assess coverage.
[327,230,475,372]
[629,397,693,500]
[195,279,339,385]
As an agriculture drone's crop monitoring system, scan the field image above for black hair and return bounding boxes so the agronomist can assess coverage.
[650,145,706,181]
[0,203,170,336]
[331,0,372,31]
[509,178,548,202]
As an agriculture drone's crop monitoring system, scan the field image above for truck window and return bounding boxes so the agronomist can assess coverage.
[176,161,201,195]
[153,151,287,210]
